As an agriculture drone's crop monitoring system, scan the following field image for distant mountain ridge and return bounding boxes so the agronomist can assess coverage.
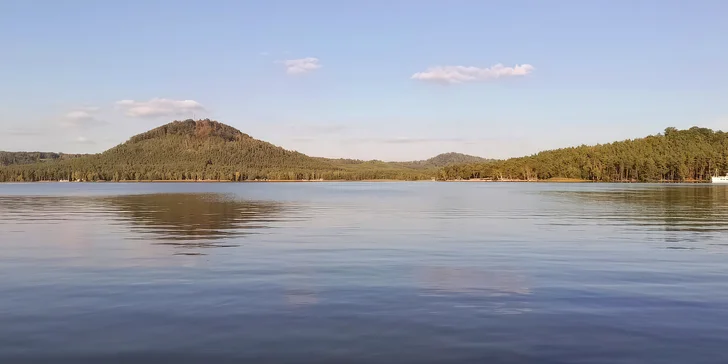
[401,152,494,168]
[318,153,492,170]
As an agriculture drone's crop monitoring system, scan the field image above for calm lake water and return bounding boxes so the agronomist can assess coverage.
[1,182,728,363]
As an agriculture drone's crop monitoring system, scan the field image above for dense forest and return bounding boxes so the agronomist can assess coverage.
[0,151,85,167]
[2,122,726,183]
[440,127,728,182]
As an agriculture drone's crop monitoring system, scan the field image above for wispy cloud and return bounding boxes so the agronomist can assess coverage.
[289,124,349,134]
[381,137,469,144]
[280,57,322,75]
[290,136,317,143]
[259,51,270,56]
[74,136,95,145]
[412,63,534,84]
[7,128,46,136]
[65,110,95,121]
[291,136,484,145]
[115,98,205,118]
[62,106,105,128]
[360,136,475,144]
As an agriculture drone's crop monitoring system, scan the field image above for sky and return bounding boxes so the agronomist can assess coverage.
[1,0,727,161]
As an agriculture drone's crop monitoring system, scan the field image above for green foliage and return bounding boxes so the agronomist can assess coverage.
[129,119,247,143]
[0,151,86,166]
[441,127,728,182]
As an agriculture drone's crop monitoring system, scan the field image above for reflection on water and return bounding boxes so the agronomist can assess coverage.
[546,185,728,245]
[415,266,532,315]
[104,193,284,243]
[416,266,530,296]
[0,193,289,252]
[282,267,320,308]
[0,196,114,223]
[2,183,728,363]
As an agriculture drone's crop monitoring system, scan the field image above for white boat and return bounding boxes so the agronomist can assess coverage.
[711,174,728,183]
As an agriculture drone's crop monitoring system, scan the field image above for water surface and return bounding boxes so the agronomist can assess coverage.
[1,182,727,363]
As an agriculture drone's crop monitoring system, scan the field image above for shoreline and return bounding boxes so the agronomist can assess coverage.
[0,179,714,184]
[2,179,431,184]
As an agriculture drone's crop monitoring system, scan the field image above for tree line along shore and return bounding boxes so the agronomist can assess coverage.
[2,120,726,183]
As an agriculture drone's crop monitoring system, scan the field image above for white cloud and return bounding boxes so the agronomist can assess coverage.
[65,110,94,121]
[411,63,534,84]
[382,137,469,144]
[280,57,322,75]
[62,106,105,128]
[115,98,205,118]
[8,127,45,136]
[74,136,95,144]
[288,124,349,134]
[348,136,481,145]
[290,136,483,145]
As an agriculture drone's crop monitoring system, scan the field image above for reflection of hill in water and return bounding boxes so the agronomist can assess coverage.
[549,186,728,243]
[103,193,286,246]
[0,193,289,256]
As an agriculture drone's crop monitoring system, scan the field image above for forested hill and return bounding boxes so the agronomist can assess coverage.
[0,151,86,166]
[0,119,431,182]
[0,119,339,182]
[440,127,728,182]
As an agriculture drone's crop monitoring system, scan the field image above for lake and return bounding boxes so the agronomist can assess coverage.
[1,182,728,363]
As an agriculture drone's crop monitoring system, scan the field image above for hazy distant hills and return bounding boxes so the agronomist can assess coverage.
[319,152,492,170]
[399,152,495,169]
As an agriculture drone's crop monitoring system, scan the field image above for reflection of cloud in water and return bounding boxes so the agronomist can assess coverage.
[284,288,319,307]
[415,266,531,296]
[282,267,320,308]
[103,193,286,246]
[414,266,532,315]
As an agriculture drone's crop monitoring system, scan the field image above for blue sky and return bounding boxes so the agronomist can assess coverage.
[1,0,727,160]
